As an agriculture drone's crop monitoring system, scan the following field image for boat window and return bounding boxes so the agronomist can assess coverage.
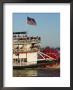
[24,58,27,62]
[21,58,23,62]
[18,59,20,63]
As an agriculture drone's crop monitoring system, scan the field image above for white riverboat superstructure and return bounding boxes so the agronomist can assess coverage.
[13,32,41,66]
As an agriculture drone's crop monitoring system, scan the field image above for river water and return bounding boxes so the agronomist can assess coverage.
[13,68,60,77]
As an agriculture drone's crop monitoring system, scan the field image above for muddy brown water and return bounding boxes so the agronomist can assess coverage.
[13,68,60,77]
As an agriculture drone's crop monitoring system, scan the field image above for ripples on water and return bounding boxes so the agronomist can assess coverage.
[13,68,60,77]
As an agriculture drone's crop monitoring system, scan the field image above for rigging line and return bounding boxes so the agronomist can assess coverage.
[38,51,56,60]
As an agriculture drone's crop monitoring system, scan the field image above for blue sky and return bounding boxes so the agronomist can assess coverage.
[13,13,60,48]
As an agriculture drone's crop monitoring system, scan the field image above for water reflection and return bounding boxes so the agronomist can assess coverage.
[13,68,60,77]
[13,68,38,77]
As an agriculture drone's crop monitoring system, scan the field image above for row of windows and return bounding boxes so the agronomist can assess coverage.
[13,58,27,62]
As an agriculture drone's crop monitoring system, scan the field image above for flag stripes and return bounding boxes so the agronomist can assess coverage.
[27,17,37,25]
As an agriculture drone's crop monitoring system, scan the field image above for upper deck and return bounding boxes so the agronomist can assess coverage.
[13,32,41,45]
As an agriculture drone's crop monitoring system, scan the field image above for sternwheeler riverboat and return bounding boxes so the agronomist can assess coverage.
[13,32,60,69]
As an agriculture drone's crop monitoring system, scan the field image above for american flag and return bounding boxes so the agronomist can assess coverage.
[27,17,37,25]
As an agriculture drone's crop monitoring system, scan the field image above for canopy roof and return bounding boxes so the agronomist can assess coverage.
[13,32,27,34]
